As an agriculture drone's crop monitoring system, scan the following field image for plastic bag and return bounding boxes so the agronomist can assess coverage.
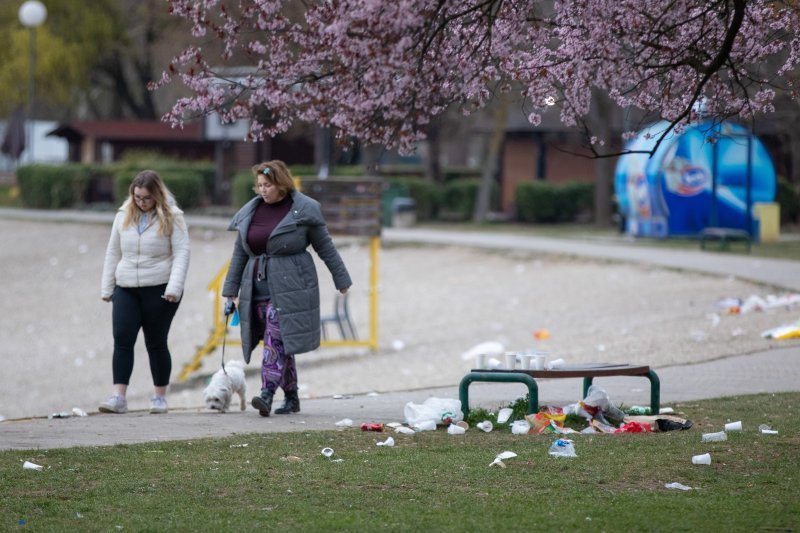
[581,385,625,426]
[404,397,463,426]
[548,438,577,457]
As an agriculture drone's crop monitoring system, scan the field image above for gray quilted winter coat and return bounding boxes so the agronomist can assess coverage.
[222,191,352,363]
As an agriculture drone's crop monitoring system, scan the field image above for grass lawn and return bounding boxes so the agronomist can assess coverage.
[2,392,798,531]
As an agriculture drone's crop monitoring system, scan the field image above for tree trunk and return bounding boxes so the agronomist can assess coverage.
[473,94,509,223]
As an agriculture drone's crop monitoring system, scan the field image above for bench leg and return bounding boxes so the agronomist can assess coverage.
[584,373,660,414]
[459,372,539,420]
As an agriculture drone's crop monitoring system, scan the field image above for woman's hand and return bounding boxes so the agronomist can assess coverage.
[339,287,349,294]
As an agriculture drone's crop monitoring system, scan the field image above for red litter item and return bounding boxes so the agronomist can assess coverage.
[360,423,384,432]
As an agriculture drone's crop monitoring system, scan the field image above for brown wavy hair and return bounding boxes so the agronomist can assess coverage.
[121,170,177,236]
[251,160,296,197]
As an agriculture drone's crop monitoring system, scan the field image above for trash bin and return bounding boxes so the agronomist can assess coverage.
[391,197,417,228]
[754,202,780,243]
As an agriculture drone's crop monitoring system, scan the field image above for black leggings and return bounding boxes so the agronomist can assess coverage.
[111,284,180,387]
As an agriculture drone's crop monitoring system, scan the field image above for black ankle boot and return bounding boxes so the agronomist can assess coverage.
[274,390,300,414]
[251,390,274,417]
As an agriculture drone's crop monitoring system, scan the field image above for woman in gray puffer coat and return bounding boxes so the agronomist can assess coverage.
[222,160,351,417]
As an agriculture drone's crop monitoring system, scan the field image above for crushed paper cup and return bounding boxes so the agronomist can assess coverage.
[376,437,395,447]
[546,358,565,370]
[759,424,778,435]
[701,431,727,442]
[71,407,88,417]
[386,422,403,428]
[334,418,354,427]
[659,407,675,414]
[476,421,494,432]
[447,424,466,435]
[511,420,531,435]
[321,447,334,458]
[724,421,743,432]
[23,461,43,471]
[394,426,415,435]
[495,451,517,460]
[496,408,513,424]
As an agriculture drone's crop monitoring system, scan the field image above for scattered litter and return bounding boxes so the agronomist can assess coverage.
[376,437,395,447]
[386,422,402,428]
[719,293,800,315]
[616,421,651,433]
[48,412,72,419]
[659,407,675,414]
[546,358,565,370]
[360,423,384,432]
[391,339,405,351]
[548,439,577,457]
[229,443,249,448]
[366,392,380,397]
[71,407,87,417]
[627,405,652,416]
[394,426,415,435]
[665,482,693,491]
[759,424,779,435]
[22,461,43,471]
[701,431,727,442]
[455,420,469,429]
[496,408,513,424]
[761,320,800,340]
[460,341,504,361]
[490,450,518,467]
[476,421,493,432]
[333,394,353,400]
[724,421,743,432]
[321,447,334,457]
[447,423,466,435]
[511,420,531,435]
[404,397,463,426]
[532,329,550,340]
[412,420,436,432]
[335,418,353,427]
[691,453,711,465]
[487,357,503,369]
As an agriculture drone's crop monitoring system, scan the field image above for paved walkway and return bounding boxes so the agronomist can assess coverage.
[1,208,798,450]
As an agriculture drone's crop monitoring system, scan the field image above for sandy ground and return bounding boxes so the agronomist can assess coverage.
[1,218,798,421]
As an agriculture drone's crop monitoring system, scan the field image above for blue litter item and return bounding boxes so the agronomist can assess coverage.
[230,308,240,327]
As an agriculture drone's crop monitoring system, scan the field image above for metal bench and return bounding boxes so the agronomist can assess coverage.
[700,227,751,252]
[458,363,660,419]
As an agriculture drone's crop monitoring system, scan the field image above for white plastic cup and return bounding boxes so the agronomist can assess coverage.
[520,355,532,370]
[23,461,43,471]
[511,420,531,435]
[724,421,743,432]
[447,424,466,435]
[476,420,493,432]
[497,407,513,424]
[701,431,727,442]
[692,453,712,465]
[504,352,517,370]
[413,420,437,432]
[534,354,546,370]
[475,354,488,369]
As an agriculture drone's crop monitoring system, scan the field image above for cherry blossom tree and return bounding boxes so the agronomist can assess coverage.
[156,0,799,158]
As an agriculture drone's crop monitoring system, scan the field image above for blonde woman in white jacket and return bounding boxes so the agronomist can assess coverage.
[99,170,190,414]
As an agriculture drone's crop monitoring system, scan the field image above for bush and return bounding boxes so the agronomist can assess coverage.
[16,164,90,209]
[112,167,207,210]
[775,176,800,224]
[231,171,257,207]
[439,178,500,221]
[516,181,594,223]
[386,176,441,221]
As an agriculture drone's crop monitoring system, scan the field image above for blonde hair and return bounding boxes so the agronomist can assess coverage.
[122,170,176,236]
[252,160,296,197]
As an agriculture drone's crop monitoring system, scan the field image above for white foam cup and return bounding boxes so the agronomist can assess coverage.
[504,352,517,370]
[725,421,743,432]
[520,355,533,370]
[534,354,546,370]
[475,354,488,369]
[692,453,711,465]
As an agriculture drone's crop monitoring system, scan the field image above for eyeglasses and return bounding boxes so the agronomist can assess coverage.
[134,194,154,203]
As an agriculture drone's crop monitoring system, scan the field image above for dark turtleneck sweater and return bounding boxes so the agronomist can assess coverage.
[247,195,293,301]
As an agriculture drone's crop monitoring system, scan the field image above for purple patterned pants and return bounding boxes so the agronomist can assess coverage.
[255,301,297,394]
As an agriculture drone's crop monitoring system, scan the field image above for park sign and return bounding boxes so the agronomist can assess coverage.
[301,179,383,237]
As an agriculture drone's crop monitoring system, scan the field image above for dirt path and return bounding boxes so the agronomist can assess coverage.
[1,218,796,421]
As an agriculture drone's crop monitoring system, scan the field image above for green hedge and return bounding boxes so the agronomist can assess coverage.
[440,178,499,221]
[16,164,92,209]
[112,166,208,210]
[231,171,257,207]
[516,181,594,223]
[386,176,441,221]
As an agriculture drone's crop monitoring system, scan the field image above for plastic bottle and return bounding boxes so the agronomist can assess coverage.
[627,406,651,415]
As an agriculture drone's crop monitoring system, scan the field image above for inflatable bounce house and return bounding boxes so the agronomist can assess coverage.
[614,121,776,239]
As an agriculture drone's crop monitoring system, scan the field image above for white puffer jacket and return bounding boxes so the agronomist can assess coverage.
[100,203,191,300]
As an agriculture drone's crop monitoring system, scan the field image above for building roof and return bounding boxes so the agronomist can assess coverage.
[47,120,203,142]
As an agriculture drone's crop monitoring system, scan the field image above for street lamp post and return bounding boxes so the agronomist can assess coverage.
[18,0,47,165]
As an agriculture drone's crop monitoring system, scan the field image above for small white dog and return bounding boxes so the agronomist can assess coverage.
[203,360,247,413]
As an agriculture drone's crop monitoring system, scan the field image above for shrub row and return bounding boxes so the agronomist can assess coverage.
[516,181,594,223]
